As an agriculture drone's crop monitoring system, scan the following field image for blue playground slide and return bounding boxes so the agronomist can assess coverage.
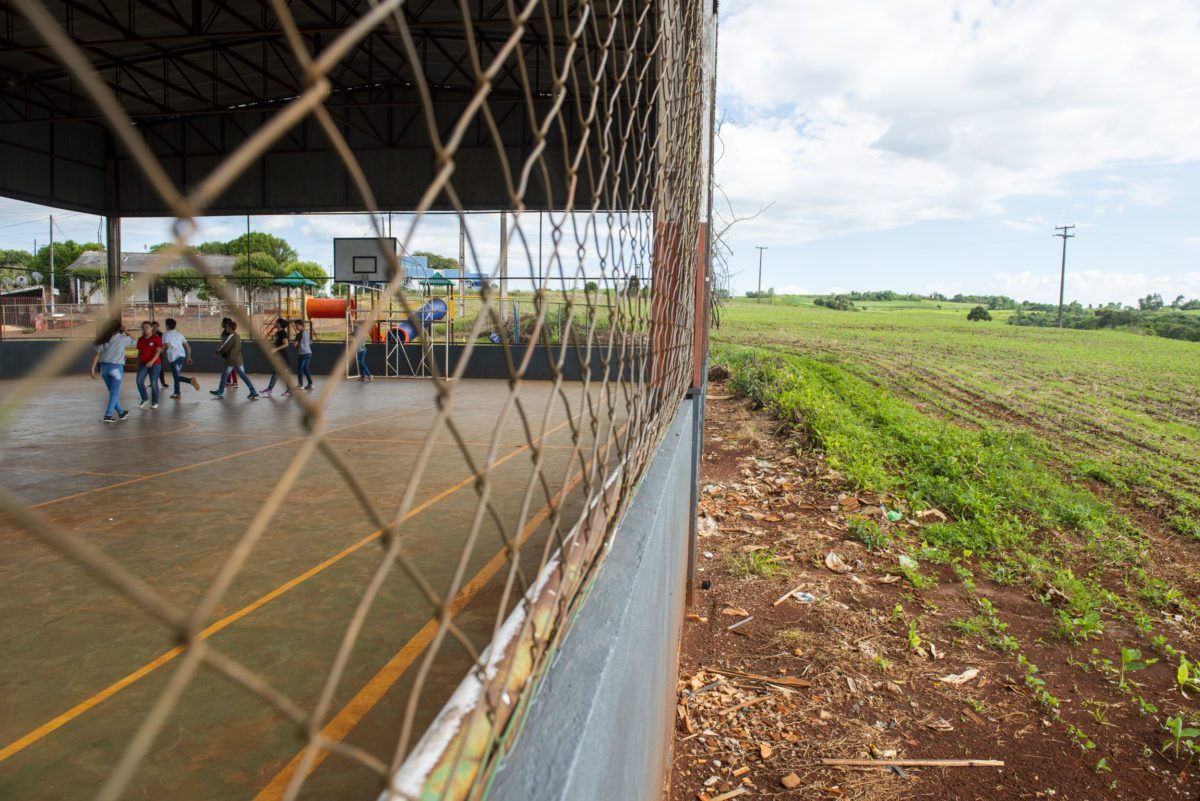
[392,298,449,343]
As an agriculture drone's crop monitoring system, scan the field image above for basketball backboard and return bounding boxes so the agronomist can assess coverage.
[333,238,401,284]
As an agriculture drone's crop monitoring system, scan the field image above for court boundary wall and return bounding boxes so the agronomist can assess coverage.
[479,396,696,801]
[0,341,627,382]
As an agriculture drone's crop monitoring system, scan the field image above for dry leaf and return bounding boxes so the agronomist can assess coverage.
[760,743,773,759]
[721,606,750,617]
[781,772,801,789]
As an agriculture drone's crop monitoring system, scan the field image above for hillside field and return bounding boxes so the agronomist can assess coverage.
[695,297,1200,798]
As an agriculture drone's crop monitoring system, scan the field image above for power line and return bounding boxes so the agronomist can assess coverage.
[1053,224,1076,328]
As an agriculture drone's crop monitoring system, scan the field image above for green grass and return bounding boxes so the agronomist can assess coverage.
[709,317,1200,769]
[711,326,1198,650]
[714,298,1200,540]
[729,548,782,578]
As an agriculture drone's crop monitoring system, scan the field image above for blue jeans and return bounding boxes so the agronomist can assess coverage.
[266,355,290,391]
[136,362,162,403]
[356,348,371,378]
[296,354,313,387]
[99,362,125,417]
[216,365,257,395]
[169,357,185,394]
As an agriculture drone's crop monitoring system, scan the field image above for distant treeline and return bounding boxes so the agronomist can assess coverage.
[813,294,856,310]
[1010,302,1200,343]
[812,290,1040,312]
[828,290,1048,310]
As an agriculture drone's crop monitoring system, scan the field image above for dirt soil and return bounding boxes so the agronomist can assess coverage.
[666,385,1200,801]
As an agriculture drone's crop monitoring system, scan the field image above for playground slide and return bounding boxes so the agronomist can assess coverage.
[303,296,448,343]
[392,298,449,343]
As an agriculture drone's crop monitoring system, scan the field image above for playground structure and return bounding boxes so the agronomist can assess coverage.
[305,289,455,379]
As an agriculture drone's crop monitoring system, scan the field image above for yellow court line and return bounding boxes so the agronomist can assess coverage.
[19,409,423,511]
[253,469,588,801]
[0,415,576,764]
[0,465,148,479]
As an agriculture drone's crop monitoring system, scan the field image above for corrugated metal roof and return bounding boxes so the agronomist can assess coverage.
[67,251,238,277]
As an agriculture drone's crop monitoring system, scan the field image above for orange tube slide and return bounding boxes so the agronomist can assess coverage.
[305,298,354,319]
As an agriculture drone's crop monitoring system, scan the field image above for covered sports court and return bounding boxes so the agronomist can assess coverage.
[0,376,626,799]
[0,0,711,798]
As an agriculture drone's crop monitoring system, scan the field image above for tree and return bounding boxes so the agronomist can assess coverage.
[31,240,103,296]
[814,294,855,311]
[282,260,330,297]
[967,305,992,322]
[1138,293,1164,311]
[223,233,297,265]
[1171,294,1186,309]
[73,266,107,301]
[584,280,598,294]
[159,268,205,305]
[232,252,284,290]
[0,249,33,289]
[411,251,458,272]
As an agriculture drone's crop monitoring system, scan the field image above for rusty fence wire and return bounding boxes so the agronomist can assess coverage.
[0,1,712,800]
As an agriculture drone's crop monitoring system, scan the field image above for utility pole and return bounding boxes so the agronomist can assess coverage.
[755,245,767,303]
[458,215,466,302]
[244,214,251,307]
[499,211,509,323]
[48,215,55,314]
[1053,225,1075,328]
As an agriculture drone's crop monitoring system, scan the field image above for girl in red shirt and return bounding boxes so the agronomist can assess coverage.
[135,321,164,409]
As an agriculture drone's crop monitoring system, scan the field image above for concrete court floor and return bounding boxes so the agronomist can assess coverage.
[0,374,624,801]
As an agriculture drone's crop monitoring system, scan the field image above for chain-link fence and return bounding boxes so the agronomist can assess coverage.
[0,1,712,800]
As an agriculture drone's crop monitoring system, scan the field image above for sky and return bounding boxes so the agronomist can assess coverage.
[3,1,1198,305]
[715,0,1200,304]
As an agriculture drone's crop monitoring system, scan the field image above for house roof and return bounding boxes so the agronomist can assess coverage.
[67,251,238,277]
[407,265,489,283]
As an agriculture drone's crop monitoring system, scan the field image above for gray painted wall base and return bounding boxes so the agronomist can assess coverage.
[0,340,630,382]
[487,397,695,801]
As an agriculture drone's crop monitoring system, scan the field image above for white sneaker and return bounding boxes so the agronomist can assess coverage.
[139,400,149,409]
[151,402,159,409]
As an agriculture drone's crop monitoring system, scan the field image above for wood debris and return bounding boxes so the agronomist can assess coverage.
[820,757,1003,768]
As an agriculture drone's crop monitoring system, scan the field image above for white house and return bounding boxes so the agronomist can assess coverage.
[67,251,238,304]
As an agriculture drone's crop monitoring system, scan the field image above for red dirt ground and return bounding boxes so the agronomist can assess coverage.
[666,386,1200,801]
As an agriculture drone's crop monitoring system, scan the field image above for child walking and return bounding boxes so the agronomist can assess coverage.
[134,321,164,409]
[293,319,314,391]
[161,318,201,398]
[352,324,373,382]
[153,321,171,390]
[263,317,291,398]
[210,320,259,400]
[90,319,134,423]
[220,317,238,388]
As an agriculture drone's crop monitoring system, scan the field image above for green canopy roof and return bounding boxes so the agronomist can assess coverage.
[419,270,453,287]
[274,270,319,287]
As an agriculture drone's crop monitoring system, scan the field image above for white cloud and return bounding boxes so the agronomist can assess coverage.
[717,0,1200,243]
[989,269,1200,305]
[1002,216,1048,232]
